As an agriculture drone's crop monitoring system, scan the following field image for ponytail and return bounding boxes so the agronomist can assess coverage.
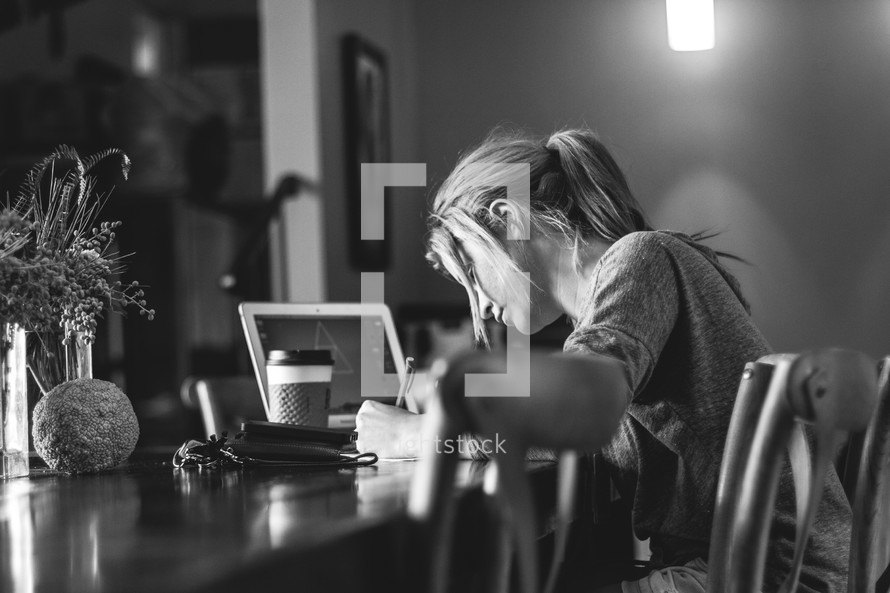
[543,129,652,243]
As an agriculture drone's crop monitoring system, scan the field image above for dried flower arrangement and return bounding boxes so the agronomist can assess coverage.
[0,146,154,343]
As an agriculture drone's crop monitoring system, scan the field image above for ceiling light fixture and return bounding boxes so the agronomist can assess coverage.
[666,0,715,52]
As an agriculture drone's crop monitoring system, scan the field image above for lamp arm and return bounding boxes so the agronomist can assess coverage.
[219,173,310,295]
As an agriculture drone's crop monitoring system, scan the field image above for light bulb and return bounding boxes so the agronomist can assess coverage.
[666,0,715,52]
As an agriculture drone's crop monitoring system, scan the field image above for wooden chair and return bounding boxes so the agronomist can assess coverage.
[708,349,879,593]
[848,356,890,593]
[406,349,628,593]
[180,375,266,437]
[406,348,888,593]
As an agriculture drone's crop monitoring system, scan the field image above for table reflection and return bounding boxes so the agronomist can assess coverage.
[2,471,141,593]
[0,450,558,593]
[0,452,429,592]
[1,480,34,593]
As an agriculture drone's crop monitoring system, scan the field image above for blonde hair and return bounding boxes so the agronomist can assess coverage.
[426,126,652,346]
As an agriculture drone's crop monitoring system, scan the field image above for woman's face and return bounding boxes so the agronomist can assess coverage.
[458,238,562,335]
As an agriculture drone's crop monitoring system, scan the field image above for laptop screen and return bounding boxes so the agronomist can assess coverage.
[254,313,401,411]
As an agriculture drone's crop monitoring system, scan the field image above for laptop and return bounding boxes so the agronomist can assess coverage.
[239,302,418,428]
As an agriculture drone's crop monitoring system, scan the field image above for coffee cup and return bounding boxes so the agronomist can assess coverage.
[266,349,334,426]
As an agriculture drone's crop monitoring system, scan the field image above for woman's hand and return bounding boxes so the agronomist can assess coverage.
[354,401,424,458]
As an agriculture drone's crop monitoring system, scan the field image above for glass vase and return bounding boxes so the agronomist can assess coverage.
[1,322,28,479]
[27,324,93,398]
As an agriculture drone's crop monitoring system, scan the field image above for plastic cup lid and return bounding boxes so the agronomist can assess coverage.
[267,349,334,366]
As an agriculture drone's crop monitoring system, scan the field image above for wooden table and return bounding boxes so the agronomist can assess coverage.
[0,448,569,593]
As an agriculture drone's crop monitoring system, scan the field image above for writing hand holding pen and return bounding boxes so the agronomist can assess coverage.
[355,357,423,457]
[395,357,416,409]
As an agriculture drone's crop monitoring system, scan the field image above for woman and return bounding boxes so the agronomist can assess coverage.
[355,127,851,593]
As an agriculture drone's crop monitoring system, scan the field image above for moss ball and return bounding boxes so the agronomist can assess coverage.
[32,378,140,474]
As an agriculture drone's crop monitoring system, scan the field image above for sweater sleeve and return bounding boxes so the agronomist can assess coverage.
[563,234,680,398]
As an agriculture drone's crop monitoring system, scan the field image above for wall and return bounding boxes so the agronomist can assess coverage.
[315,0,424,311]
[409,0,890,358]
[259,0,326,302]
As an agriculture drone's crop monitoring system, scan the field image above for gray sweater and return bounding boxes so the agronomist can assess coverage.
[564,231,850,593]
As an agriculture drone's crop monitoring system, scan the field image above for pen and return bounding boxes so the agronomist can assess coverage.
[395,357,416,409]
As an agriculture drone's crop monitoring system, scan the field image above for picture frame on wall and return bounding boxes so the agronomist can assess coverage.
[342,33,392,271]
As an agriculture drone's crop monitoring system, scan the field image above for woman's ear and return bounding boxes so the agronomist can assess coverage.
[488,199,529,240]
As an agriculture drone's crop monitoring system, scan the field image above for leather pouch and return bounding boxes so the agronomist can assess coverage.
[173,432,376,469]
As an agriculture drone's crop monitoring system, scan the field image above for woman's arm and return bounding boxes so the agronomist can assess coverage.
[439,350,630,453]
[353,402,507,460]
[355,350,630,458]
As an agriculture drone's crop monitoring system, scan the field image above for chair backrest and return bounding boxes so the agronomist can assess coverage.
[406,349,627,593]
[180,375,266,437]
[708,349,878,593]
[848,356,890,593]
